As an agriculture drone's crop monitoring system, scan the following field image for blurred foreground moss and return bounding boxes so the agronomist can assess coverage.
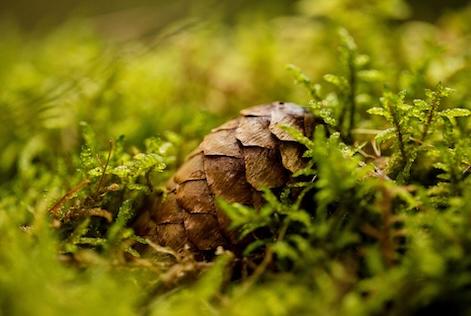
[1,0,471,315]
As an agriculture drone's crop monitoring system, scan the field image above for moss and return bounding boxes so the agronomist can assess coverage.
[0,1,471,315]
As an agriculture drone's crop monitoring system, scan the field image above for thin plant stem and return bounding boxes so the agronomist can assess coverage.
[386,98,407,164]
[420,95,439,142]
[346,53,357,143]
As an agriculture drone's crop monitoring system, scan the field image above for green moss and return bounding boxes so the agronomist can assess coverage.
[1,1,471,315]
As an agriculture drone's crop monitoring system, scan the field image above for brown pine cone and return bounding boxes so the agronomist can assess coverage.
[135,102,314,256]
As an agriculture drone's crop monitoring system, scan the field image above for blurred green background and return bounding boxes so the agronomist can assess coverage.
[1,0,470,184]
[1,0,470,31]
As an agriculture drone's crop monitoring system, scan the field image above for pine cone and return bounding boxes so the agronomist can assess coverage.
[135,102,314,256]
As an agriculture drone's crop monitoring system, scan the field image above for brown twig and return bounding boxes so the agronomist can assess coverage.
[48,179,90,219]
[95,139,114,195]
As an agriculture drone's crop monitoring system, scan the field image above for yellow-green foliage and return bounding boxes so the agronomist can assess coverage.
[0,1,471,315]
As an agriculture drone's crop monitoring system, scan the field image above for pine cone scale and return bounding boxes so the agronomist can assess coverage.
[201,129,242,158]
[204,156,253,204]
[236,116,277,148]
[279,142,306,173]
[154,223,188,250]
[243,146,288,190]
[176,180,216,214]
[174,153,206,183]
[154,192,186,224]
[183,213,227,250]
[211,118,240,132]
